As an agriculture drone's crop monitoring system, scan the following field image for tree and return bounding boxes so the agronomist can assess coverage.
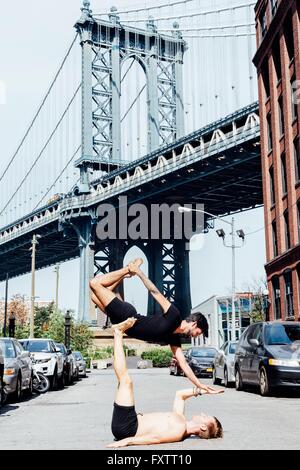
[8,294,29,326]
[71,322,93,353]
[241,277,269,324]
[44,311,65,343]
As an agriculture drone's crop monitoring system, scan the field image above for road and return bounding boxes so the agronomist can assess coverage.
[1,368,300,450]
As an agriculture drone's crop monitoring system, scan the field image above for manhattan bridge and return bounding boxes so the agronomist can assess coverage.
[0,0,262,322]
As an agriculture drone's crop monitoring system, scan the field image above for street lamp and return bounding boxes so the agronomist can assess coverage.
[178,206,245,341]
[65,311,72,350]
[30,234,41,338]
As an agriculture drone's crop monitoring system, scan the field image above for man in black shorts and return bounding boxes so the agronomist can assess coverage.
[108,318,223,448]
[90,259,222,394]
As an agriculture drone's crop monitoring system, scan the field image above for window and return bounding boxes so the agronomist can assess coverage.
[260,9,267,40]
[273,36,281,82]
[291,76,298,121]
[284,210,291,250]
[297,200,300,242]
[269,166,275,205]
[272,221,278,257]
[278,97,285,136]
[281,153,287,194]
[272,277,281,320]
[294,139,300,182]
[284,13,295,62]
[267,114,273,151]
[284,271,294,318]
[270,0,278,17]
[261,61,270,99]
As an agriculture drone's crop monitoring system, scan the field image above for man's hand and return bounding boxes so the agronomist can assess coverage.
[198,383,224,394]
[107,439,129,448]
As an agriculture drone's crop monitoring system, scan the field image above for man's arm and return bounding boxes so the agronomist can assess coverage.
[129,264,171,313]
[171,346,223,394]
[173,388,203,416]
[107,435,167,448]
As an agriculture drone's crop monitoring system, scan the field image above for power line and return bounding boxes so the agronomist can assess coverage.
[184,32,256,38]
[0,34,79,184]
[0,84,82,218]
[120,2,256,23]
[94,0,194,16]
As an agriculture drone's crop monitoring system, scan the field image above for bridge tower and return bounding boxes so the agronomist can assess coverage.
[73,1,190,322]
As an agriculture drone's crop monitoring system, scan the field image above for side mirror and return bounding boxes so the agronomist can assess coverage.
[67,349,72,355]
[55,347,61,353]
[21,351,30,358]
[249,339,259,348]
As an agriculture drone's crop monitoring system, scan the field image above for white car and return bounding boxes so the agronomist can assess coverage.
[213,341,237,387]
[19,339,64,389]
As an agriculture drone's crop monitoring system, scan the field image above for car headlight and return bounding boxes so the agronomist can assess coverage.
[4,368,16,376]
[269,359,300,367]
[33,358,51,364]
[191,359,198,365]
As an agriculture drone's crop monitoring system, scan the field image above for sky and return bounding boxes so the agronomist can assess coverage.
[0,0,266,317]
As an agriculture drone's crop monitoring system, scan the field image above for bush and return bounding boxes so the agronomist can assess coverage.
[141,349,172,368]
[93,348,112,360]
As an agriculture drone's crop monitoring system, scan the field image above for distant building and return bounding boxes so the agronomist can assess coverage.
[253,0,300,321]
[191,293,256,349]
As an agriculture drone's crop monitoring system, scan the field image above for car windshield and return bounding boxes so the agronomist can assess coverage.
[265,324,300,345]
[229,343,237,354]
[191,348,216,358]
[21,340,52,353]
[56,344,66,354]
[74,352,82,360]
[0,340,16,358]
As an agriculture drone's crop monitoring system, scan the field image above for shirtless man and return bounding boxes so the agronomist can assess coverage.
[108,318,223,448]
[90,258,221,394]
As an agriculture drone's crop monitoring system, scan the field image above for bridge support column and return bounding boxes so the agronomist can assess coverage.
[78,219,95,323]
[111,16,121,161]
[148,42,159,152]
[146,240,191,319]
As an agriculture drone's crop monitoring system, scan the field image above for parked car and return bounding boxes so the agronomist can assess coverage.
[213,341,237,387]
[234,321,300,396]
[19,339,64,390]
[170,347,217,377]
[170,350,187,376]
[0,338,33,401]
[0,344,4,405]
[73,351,87,377]
[55,343,78,384]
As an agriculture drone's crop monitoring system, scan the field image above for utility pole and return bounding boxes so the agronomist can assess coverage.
[54,264,60,313]
[30,235,41,338]
[3,273,9,337]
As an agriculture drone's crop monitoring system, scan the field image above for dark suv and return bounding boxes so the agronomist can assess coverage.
[234,321,300,396]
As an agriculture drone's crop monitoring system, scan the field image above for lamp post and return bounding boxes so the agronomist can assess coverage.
[65,311,72,350]
[2,273,9,337]
[30,234,41,338]
[178,207,245,341]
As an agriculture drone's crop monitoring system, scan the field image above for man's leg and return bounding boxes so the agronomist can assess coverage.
[90,267,129,311]
[112,318,137,406]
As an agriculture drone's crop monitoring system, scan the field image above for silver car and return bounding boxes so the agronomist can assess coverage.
[213,341,237,387]
[0,338,33,400]
[73,351,87,377]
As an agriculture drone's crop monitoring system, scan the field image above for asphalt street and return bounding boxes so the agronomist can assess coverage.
[1,368,300,450]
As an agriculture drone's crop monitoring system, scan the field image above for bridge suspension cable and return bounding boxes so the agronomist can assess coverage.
[158,22,255,31]
[0,34,78,185]
[94,0,194,16]
[120,2,256,23]
[0,83,82,218]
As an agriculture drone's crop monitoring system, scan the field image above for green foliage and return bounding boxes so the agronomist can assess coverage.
[141,349,172,368]
[14,323,30,339]
[43,311,65,343]
[71,322,93,353]
[93,348,112,360]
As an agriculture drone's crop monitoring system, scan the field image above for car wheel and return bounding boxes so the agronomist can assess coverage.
[12,375,22,402]
[259,367,271,396]
[51,370,58,390]
[213,367,221,385]
[235,368,243,391]
[25,374,33,397]
[174,365,179,376]
[169,367,174,375]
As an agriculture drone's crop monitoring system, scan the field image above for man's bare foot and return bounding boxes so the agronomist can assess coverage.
[128,258,143,275]
[112,317,137,334]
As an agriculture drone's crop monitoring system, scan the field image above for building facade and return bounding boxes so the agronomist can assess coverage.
[253,0,300,321]
[191,293,253,349]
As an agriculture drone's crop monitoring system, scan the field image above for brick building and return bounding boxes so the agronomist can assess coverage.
[253,0,300,320]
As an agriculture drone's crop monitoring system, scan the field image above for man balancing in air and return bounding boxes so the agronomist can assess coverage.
[90,258,222,394]
[107,318,223,448]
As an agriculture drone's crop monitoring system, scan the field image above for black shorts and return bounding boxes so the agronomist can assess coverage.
[111,402,139,441]
[105,297,138,325]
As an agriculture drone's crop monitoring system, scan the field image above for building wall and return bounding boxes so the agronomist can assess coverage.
[191,296,218,348]
[254,0,300,321]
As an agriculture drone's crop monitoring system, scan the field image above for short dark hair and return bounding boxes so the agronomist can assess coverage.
[185,312,209,337]
[213,417,223,439]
